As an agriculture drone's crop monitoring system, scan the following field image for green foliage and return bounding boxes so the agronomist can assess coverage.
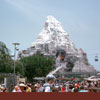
[17,54,55,82]
[15,60,25,76]
[0,41,13,73]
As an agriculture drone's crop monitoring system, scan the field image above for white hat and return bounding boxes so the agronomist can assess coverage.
[19,83,26,87]
[34,84,38,87]
[46,74,55,79]
[0,85,4,89]
[46,74,56,81]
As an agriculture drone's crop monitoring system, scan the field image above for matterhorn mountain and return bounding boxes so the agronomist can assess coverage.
[18,16,96,74]
[31,16,78,55]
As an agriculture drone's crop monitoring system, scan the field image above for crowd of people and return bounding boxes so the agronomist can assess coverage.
[0,75,100,92]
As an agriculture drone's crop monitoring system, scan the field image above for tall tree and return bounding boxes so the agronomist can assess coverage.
[0,41,13,73]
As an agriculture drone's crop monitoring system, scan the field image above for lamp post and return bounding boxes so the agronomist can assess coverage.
[12,43,20,85]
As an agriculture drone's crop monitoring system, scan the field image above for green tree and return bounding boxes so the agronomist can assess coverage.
[15,60,25,76]
[0,41,13,73]
[17,54,55,82]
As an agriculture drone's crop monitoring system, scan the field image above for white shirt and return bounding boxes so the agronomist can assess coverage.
[43,83,52,92]
[45,86,51,92]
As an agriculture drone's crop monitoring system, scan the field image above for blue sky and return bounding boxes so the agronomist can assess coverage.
[0,0,100,70]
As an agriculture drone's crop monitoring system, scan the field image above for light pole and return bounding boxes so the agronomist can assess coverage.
[12,43,20,85]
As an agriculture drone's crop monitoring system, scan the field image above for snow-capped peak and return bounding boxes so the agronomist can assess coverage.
[44,16,65,33]
[46,16,61,25]
[31,16,77,53]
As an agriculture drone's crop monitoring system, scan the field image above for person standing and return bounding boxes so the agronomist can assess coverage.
[61,84,66,92]
[26,84,32,92]
[36,83,43,92]
[12,86,22,92]
[43,75,55,92]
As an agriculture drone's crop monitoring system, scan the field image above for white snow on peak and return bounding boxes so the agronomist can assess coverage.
[46,16,61,25]
[32,16,77,53]
[44,16,66,33]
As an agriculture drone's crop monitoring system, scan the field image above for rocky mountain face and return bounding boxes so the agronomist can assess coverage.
[18,16,96,73]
